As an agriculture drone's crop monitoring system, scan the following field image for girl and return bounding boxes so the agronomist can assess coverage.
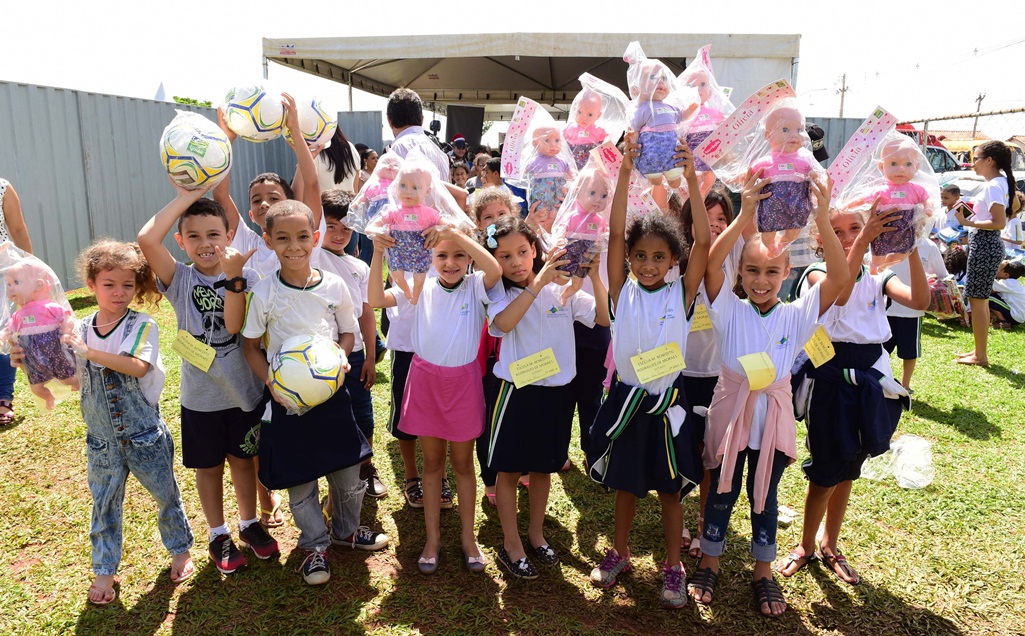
[586,135,709,609]
[668,188,743,559]
[688,170,848,617]
[368,224,503,574]
[0,178,34,425]
[779,201,929,589]
[485,216,610,578]
[954,140,1016,366]
[62,240,193,604]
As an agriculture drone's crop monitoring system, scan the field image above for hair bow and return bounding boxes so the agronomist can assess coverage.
[486,224,498,249]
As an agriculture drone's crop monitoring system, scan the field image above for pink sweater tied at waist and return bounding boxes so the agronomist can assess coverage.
[703,365,797,514]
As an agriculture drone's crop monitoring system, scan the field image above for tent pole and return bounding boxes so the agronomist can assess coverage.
[349,80,354,112]
[262,56,269,81]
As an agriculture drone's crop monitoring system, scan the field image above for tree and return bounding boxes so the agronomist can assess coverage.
[172,96,213,107]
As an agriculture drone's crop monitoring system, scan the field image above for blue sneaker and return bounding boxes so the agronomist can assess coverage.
[301,549,330,585]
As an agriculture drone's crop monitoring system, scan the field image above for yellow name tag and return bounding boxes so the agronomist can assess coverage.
[630,342,685,385]
[803,326,835,368]
[690,304,712,332]
[737,352,776,391]
[172,329,215,372]
[509,348,560,388]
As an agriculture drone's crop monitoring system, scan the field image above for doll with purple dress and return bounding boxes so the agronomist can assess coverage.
[352,153,402,225]
[525,126,574,223]
[551,166,611,305]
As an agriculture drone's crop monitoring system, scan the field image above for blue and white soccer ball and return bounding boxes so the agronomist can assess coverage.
[269,334,344,412]
[223,84,285,142]
[159,111,232,189]
[284,97,337,149]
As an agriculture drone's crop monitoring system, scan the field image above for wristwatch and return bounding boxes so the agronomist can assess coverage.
[214,276,248,293]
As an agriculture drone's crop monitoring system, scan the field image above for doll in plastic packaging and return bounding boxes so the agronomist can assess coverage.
[365,161,442,304]
[351,153,403,228]
[749,104,823,256]
[681,63,732,195]
[551,166,611,304]
[563,90,609,170]
[525,125,574,222]
[0,259,78,409]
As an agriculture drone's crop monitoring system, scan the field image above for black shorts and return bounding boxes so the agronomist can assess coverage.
[883,316,922,360]
[180,405,262,469]
[801,452,869,488]
[388,350,416,441]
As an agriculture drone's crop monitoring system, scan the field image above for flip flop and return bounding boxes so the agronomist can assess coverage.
[688,537,703,560]
[681,527,692,551]
[87,583,117,606]
[0,399,14,425]
[170,558,195,583]
[260,492,285,528]
[776,548,818,577]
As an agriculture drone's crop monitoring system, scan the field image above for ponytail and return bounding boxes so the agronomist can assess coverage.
[978,140,1017,209]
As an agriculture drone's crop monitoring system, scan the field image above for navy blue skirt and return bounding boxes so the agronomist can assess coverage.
[487,381,574,474]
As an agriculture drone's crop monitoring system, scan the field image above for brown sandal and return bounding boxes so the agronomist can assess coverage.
[0,400,14,425]
[818,545,861,585]
[752,576,786,617]
[776,547,818,577]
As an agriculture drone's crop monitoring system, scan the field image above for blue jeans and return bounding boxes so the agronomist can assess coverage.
[287,465,365,552]
[343,349,374,441]
[80,320,192,575]
[701,447,788,563]
[0,354,15,401]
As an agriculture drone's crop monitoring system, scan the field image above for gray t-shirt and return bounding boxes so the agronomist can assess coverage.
[159,261,264,412]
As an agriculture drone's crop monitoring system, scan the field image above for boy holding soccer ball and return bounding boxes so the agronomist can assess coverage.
[240,200,383,585]
[138,184,278,575]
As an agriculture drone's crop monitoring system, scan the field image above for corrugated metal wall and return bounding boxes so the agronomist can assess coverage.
[807,117,864,169]
[337,111,384,152]
[0,81,343,287]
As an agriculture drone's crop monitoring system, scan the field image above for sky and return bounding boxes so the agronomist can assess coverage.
[6,0,1025,144]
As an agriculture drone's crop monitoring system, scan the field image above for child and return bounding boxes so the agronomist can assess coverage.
[586,135,709,609]
[939,183,962,230]
[990,260,1025,328]
[213,94,326,527]
[688,169,848,618]
[58,240,194,604]
[451,163,470,189]
[884,236,948,389]
[240,201,373,585]
[1001,195,1023,253]
[368,220,503,574]
[779,202,928,591]
[486,216,610,578]
[138,185,278,574]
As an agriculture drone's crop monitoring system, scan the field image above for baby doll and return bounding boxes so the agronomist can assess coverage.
[684,69,726,195]
[563,90,609,170]
[553,167,610,305]
[525,126,574,225]
[749,105,820,257]
[0,259,78,409]
[354,153,402,222]
[863,137,931,266]
[366,163,441,304]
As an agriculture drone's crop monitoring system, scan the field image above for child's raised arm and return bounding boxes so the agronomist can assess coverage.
[213,108,242,236]
[831,202,903,307]
[680,145,710,310]
[809,176,851,316]
[138,180,212,287]
[883,247,930,311]
[367,234,398,309]
[705,169,767,304]
[282,93,322,228]
[491,248,569,334]
[587,255,611,327]
[607,132,637,303]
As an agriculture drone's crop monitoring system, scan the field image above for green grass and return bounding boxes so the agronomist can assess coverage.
[1,292,1023,635]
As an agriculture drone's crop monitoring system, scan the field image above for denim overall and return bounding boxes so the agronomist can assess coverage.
[81,311,193,576]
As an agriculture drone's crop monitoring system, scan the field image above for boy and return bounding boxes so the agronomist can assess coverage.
[990,260,1025,328]
[241,201,380,585]
[138,186,277,574]
[320,189,388,499]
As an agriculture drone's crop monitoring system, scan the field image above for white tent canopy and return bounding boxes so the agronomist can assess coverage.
[263,33,800,120]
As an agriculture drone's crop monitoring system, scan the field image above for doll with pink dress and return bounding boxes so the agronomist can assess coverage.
[0,259,78,409]
[748,104,823,256]
[563,90,609,170]
[680,50,733,196]
[351,153,402,228]
[552,167,611,304]
[525,125,574,221]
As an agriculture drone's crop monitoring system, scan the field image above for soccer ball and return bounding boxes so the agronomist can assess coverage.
[159,111,232,189]
[284,97,337,149]
[269,334,344,412]
[223,84,285,142]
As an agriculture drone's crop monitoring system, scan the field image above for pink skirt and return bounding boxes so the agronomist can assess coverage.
[399,355,484,442]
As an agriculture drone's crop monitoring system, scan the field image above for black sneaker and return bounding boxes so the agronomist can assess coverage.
[361,463,388,498]
[440,478,454,510]
[209,534,247,574]
[301,549,330,585]
[238,523,279,560]
[497,547,539,580]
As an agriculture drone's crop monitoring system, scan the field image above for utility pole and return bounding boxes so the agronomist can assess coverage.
[837,74,847,118]
[971,93,986,137]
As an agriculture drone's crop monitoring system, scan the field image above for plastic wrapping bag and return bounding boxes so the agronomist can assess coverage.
[365,152,476,304]
[346,153,404,233]
[927,275,969,326]
[860,434,934,489]
[546,158,614,304]
[0,244,79,410]
[585,141,660,233]
[223,83,285,142]
[678,45,735,192]
[502,97,577,226]
[832,124,940,270]
[623,41,699,190]
[159,110,233,190]
[268,334,344,417]
[283,96,337,150]
[562,73,629,170]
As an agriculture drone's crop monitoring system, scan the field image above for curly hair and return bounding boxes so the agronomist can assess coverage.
[625,213,685,262]
[471,187,517,227]
[76,239,161,308]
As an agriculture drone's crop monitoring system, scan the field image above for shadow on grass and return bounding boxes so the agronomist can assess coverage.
[74,573,172,636]
[912,399,1000,440]
[68,296,98,312]
[922,320,963,340]
[983,363,1025,390]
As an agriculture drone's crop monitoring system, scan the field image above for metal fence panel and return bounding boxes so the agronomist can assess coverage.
[806,117,864,170]
[337,111,383,152]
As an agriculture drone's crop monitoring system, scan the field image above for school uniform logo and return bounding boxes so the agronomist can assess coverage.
[460,303,470,316]
[867,297,878,310]
[775,335,790,349]
[658,308,677,326]
[545,305,569,318]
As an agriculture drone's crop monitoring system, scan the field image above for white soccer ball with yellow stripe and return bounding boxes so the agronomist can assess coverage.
[159,111,232,190]
[269,334,344,413]
[284,97,337,149]
[224,84,285,142]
